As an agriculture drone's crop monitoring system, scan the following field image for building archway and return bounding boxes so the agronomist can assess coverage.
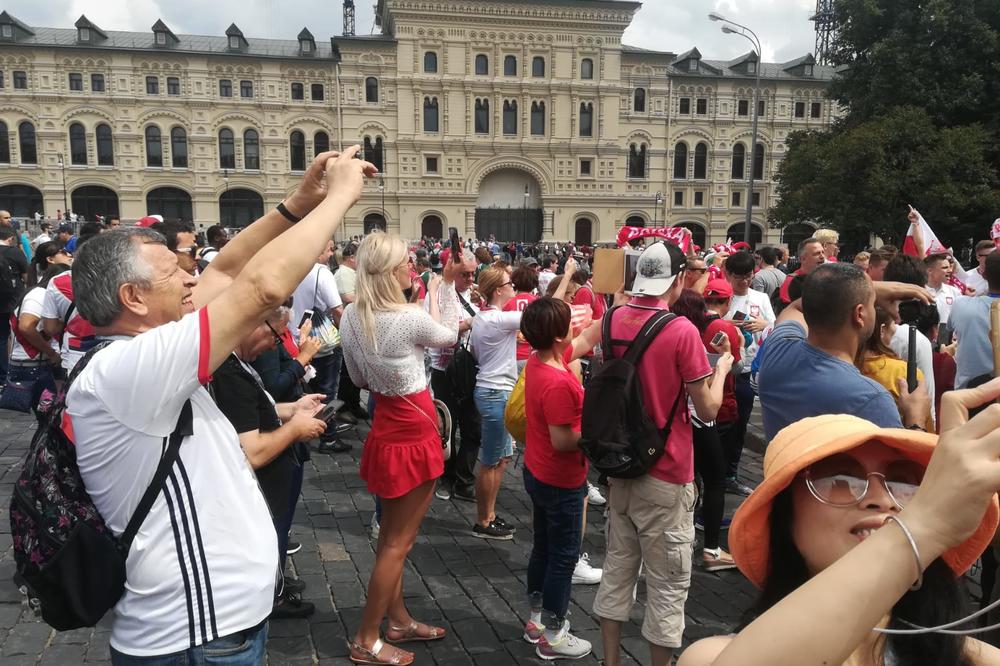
[219,188,264,227]
[625,215,646,228]
[672,222,707,250]
[421,215,443,239]
[0,184,43,218]
[71,185,119,221]
[727,222,763,249]
[364,213,386,234]
[146,187,192,222]
[574,218,593,246]
[781,222,817,254]
[475,168,542,242]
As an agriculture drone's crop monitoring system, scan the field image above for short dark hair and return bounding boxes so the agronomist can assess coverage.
[206,225,228,245]
[868,249,891,267]
[986,252,1000,291]
[154,221,196,252]
[78,221,104,248]
[801,263,872,333]
[725,251,755,276]
[342,242,358,258]
[923,253,950,267]
[0,227,15,242]
[758,246,778,266]
[520,297,571,350]
[544,254,558,269]
[883,254,927,287]
[511,265,539,293]
[798,237,822,255]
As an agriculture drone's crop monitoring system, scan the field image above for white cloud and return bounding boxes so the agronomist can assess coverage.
[5,0,818,63]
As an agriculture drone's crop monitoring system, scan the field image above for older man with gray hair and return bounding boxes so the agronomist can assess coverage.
[65,147,376,663]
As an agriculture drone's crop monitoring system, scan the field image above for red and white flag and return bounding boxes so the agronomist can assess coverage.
[902,209,970,290]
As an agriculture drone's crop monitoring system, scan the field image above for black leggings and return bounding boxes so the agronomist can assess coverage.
[694,423,729,551]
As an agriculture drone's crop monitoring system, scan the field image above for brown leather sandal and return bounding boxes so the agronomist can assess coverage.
[347,638,414,665]
[386,619,447,643]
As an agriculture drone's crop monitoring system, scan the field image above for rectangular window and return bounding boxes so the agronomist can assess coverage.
[0,72,5,89]
[145,76,158,94]
[758,100,766,116]
[79,27,90,42]
[674,191,683,206]
[91,73,104,92]
[752,192,761,206]
[291,82,304,100]
[732,191,741,207]
[219,79,232,97]
[580,159,592,176]
[794,101,805,118]
[155,32,166,45]
[679,98,691,115]
[68,73,83,91]
[738,100,748,116]
[240,80,253,98]
[311,83,324,101]
[696,98,707,115]
[13,70,26,89]
[1,24,12,38]
[811,102,822,118]
[694,191,704,206]
[426,156,439,174]
[167,77,180,95]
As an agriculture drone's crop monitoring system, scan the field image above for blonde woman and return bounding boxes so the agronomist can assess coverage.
[814,228,840,262]
[340,232,460,666]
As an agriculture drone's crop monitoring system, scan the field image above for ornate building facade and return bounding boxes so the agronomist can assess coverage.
[0,0,836,246]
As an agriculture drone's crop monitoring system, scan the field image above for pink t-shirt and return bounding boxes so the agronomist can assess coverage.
[607,296,712,484]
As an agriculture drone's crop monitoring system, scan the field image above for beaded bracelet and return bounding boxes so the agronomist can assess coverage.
[884,515,924,591]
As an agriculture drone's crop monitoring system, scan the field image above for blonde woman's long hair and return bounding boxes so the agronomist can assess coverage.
[354,231,410,352]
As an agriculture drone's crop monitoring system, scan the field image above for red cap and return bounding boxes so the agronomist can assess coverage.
[135,215,162,228]
[704,278,733,299]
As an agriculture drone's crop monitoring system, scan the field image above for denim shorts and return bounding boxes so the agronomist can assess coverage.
[474,386,514,467]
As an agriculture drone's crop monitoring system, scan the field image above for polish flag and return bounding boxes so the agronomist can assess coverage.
[902,209,970,290]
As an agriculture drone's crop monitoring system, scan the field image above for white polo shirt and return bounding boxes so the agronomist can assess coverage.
[926,282,962,325]
[726,287,776,373]
[67,309,277,657]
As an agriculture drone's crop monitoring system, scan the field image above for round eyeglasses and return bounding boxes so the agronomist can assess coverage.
[801,453,924,509]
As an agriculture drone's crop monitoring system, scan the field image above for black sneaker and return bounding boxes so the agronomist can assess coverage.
[349,404,370,420]
[335,410,358,426]
[270,591,315,619]
[286,540,302,555]
[473,520,515,540]
[493,516,510,529]
[452,486,476,503]
[318,439,353,454]
[333,422,355,434]
[283,576,306,594]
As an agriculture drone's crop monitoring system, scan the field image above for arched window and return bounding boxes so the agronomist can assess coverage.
[68,122,87,165]
[365,77,378,103]
[731,143,746,179]
[532,56,545,77]
[144,125,162,167]
[502,100,517,135]
[314,131,329,156]
[475,99,490,134]
[364,213,387,234]
[475,54,489,75]
[424,51,438,73]
[219,188,264,227]
[363,136,384,173]
[634,88,646,112]
[674,222,707,249]
[753,142,765,180]
[727,222,763,249]
[0,122,9,163]
[72,185,119,220]
[574,218,593,246]
[289,130,306,171]
[625,215,646,228]
[673,142,688,179]
[0,184,42,217]
[243,129,259,170]
[421,215,443,239]
[628,143,647,179]
[581,58,594,80]
[18,121,36,165]
[504,55,517,76]
[170,127,187,168]
[218,128,235,169]
[579,102,593,137]
[423,97,439,132]
[146,186,192,222]
[530,101,545,136]
[96,123,113,166]
[694,142,708,179]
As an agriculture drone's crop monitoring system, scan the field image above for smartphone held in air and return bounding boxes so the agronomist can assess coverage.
[298,309,314,329]
[711,331,727,347]
[732,310,748,321]
[623,249,642,295]
[448,227,462,263]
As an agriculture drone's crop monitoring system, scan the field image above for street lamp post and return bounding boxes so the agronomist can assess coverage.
[653,191,663,227]
[709,12,761,247]
[523,184,529,240]
[378,175,385,230]
[57,153,68,223]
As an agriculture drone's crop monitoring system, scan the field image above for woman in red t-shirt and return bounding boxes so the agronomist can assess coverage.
[519,297,602,659]
[502,265,540,372]
[671,285,742,572]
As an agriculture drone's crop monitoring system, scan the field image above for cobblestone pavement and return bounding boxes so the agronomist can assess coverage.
[0,408,766,665]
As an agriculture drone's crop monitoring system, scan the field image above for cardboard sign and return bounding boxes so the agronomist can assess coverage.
[592,248,625,294]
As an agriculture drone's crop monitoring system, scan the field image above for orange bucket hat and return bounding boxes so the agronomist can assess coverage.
[729,414,1000,589]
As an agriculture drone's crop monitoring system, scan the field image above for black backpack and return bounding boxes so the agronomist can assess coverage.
[10,342,193,629]
[445,292,479,407]
[579,307,683,479]
[0,247,25,312]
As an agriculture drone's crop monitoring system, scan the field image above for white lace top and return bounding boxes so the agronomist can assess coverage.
[341,284,459,396]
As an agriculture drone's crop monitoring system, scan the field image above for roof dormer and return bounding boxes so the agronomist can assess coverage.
[673,48,703,74]
[74,15,107,45]
[298,28,316,56]
[225,23,248,52]
[730,50,759,76]
[783,53,817,78]
[0,11,33,43]
[152,19,179,48]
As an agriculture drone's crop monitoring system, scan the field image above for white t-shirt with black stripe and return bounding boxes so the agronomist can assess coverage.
[67,309,278,657]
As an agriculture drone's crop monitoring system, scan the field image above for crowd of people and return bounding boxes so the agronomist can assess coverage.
[5,151,1000,666]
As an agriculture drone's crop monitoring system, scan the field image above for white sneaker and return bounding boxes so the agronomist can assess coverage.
[370,515,380,540]
[586,481,606,506]
[536,621,592,660]
[571,553,602,585]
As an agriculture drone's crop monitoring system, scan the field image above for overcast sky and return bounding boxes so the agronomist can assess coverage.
[6,0,818,63]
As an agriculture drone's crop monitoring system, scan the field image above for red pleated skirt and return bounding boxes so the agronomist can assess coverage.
[360,388,444,499]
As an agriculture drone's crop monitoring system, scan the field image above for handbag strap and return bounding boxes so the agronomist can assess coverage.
[120,399,193,551]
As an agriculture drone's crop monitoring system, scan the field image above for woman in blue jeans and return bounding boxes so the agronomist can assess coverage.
[470,261,573,540]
